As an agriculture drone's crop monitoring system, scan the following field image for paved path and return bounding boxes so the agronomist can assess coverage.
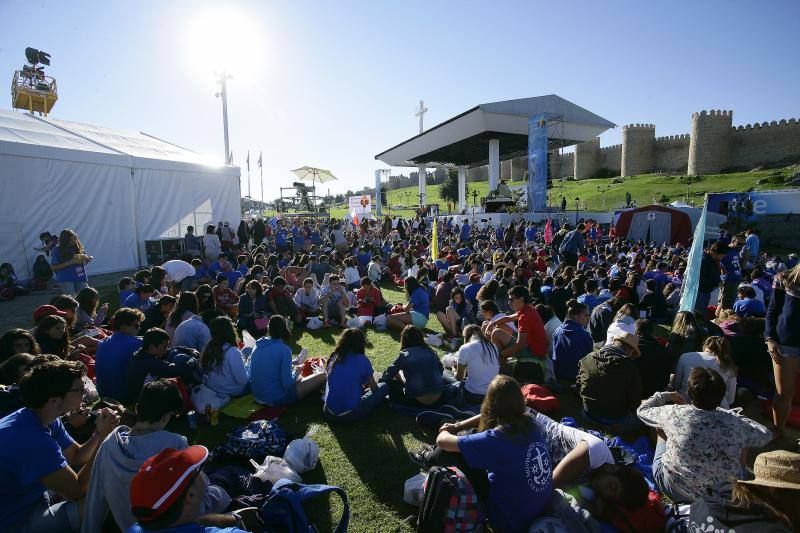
[0,271,134,331]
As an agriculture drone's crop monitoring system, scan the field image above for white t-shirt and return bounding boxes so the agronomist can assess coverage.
[162,260,196,283]
[343,267,361,286]
[457,340,500,395]
[488,312,517,332]
[605,316,636,346]
[529,411,614,470]
[674,351,737,408]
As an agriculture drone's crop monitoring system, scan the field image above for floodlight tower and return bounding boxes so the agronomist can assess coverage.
[215,71,233,164]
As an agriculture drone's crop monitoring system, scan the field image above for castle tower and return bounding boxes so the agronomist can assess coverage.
[574,137,600,180]
[621,124,655,176]
[688,110,733,175]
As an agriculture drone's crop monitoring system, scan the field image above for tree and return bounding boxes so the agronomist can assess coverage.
[439,168,467,206]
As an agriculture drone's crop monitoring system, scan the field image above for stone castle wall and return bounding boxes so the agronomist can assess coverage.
[730,119,800,169]
[653,134,691,173]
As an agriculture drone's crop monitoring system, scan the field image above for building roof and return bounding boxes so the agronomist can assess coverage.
[375,94,616,167]
[0,109,238,175]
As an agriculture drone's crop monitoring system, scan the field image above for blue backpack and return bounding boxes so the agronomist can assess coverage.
[260,478,349,532]
[214,419,287,460]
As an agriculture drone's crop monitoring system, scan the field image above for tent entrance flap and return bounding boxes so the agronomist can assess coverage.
[628,211,671,244]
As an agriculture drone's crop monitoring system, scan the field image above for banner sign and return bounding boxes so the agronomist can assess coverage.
[706,190,800,222]
[348,195,372,213]
[679,197,708,313]
[374,170,382,216]
[527,114,548,212]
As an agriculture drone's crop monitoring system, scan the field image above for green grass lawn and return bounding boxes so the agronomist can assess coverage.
[261,168,797,218]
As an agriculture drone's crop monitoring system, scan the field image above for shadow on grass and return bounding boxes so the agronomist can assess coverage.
[327,403,421,519]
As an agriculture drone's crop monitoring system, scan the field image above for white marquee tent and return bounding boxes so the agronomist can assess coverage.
[0,110,241,277]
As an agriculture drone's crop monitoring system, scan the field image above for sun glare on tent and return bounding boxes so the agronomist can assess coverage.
[184,6,262,81]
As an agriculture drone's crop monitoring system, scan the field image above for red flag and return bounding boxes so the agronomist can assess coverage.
[544,219,553,245]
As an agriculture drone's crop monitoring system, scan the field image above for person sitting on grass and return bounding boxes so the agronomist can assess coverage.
[165,291,199,339]
[266,276,300,325]
[386,276,430,331]
[485,286,548,381]
[125,328,200,404]
[95,308,145,401]
[426,375,553,533]
[139,294,177,335]
[75,287,108,331]
[637,367,772,503]
[319,274,349,328]
[367,255,385,283]
[172,309,220,353]
[672,335,738,408]
[237,279,269,336]
[212,274,239,319]
[124,284,156,312]
[551,299,593,381]
[191,317,250,412]
[323,328,389,423]
[127,446,255,533]
[0,360,120,532]
[479,300,517,338]
[249,316,326,407]
[448,325,499,407]
[380,325,446,409]
[355,277,388,320]
[0,328,40,366]
[436,286,473,340]
[293,277,321,325]
[576,332,643,432]
[733,284,766,318]
[82,379,234,532]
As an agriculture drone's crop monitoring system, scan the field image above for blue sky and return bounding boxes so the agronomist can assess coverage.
[2,0,798,200]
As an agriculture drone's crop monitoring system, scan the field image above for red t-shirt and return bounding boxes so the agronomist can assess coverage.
[356,286,383,316]
[516,304,547,357]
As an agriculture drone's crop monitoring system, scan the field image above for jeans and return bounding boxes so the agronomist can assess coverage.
[13,497,80,533]
[652,437,694,503]
[58,280,89,295]
[324,382,389,423]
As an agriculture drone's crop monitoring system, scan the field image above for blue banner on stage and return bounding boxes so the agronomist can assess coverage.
[527,114,548,212]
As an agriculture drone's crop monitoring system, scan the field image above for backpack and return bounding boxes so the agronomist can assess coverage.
[214,419,288,460]
[165,347,203,388]
[417,466,484,533]
[260,478,349,533]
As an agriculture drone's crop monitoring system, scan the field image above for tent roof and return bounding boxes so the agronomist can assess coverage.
[0,109,239,176]
[375,94,616,167]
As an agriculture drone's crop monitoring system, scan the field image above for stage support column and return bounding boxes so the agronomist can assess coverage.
[374,170,383,216]
[417,164,426,207]
[488,139,500,193]
[458,165,467,212]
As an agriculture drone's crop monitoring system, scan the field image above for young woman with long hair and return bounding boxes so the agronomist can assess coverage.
[165,291,199,338]
[435,286,472,339]
[386,276,430,331]
[195,284,216,314]
[249,316,326,406]
[75,287,108,330]
[0,329,40,365]
[667,310,706,363]
[765,263,800,438]
[190,316,249,411]
[380,325,445,407]
[673,335,738,408]
[450,325,499,405]
[430,375,553,532]
[323,328,389,422]
[34,315,71,358]
[51,229,92,294]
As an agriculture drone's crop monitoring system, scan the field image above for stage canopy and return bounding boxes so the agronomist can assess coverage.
[0,110,241,277]
[375,94,616,168]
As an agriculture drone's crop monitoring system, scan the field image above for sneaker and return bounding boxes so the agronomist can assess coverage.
[438,405,474,420]
[415,411,454,432]
[408,449,429,469]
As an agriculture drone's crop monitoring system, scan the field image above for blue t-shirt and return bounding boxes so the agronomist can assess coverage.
[124,293,153,311]
[525,226,537,242]
[207,261,223,277]
[95,332,143,401]
[222,270,243,288]
[409,286,430,318]
[460,223,470,241]
[464,282,482,304]
[495,227,504,242]
[356,252,371,270]
[323,353,374,415]
[576,293,601,312]
[0,408,76,530]
[119,289,134,306]
[237,264,248,276]
[127,523,247,533]
[721,250,741,283]
[458,425,553,533]
[249,338,294,405]
[50,246,87,283]
[275,229,288,247]
[733,297,766,318]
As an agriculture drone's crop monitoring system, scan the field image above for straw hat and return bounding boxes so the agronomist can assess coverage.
[739,450,800,490]
[613,332,641,358]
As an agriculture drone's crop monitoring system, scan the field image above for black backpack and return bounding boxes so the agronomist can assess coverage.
[416,466,484,533]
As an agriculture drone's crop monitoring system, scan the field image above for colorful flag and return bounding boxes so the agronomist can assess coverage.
[431,219,439,261]
[544,219,553,244]
[351,208,359,226]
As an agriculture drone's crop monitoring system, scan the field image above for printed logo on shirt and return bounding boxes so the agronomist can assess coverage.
[525,441,551,493]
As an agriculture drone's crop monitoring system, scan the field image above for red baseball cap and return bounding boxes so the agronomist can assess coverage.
[130,446,208,523]
[33,305,68,323]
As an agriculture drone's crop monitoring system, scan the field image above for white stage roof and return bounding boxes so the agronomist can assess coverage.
[375,94,616,167]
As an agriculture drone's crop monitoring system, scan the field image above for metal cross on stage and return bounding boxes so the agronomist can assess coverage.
[415,100,428,134]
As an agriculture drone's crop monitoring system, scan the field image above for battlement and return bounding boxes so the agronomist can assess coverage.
[655,134,691,142]
[622,123,655,130]
[734,118,799,130]
[692,109,733,120]
[600,143,622,152]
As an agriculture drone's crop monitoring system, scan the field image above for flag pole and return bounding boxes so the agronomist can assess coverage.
[259,151,264,204]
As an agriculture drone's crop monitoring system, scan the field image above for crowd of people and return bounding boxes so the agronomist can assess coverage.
[0,213,799,532]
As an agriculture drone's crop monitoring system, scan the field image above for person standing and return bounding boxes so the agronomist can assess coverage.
[183,226,201,258]
[202,225,222,262]
[50,229,92,295]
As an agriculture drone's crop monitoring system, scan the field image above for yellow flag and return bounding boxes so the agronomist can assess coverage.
[431,219,438,261]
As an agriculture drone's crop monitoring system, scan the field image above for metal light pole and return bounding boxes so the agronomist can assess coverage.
[597,185,611,210]
[574,197,580,225]
[215,71,233,164]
